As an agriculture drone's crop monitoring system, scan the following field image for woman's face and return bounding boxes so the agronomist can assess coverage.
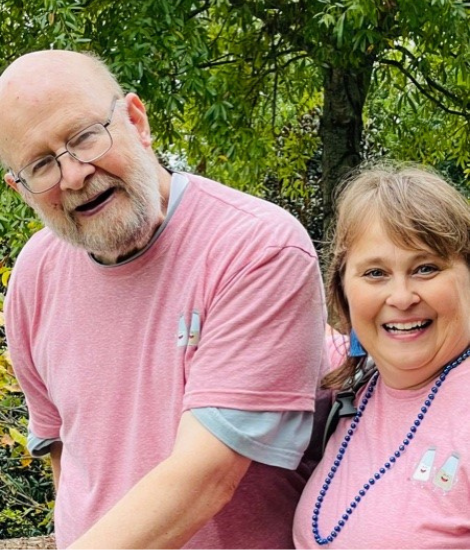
[343,217,470,389]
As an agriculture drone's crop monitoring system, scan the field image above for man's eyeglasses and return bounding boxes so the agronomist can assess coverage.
[11,96,120,194]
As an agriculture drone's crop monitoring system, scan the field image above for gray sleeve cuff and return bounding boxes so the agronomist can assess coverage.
[191,408,313,469]
[27,430,61,457]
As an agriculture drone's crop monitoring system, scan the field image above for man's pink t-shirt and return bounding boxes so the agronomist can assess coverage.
[294,358,470,549]
[5,174,327,548]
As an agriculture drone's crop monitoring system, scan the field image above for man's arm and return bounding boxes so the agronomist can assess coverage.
[69,411,251,549]
[49,441,63,491]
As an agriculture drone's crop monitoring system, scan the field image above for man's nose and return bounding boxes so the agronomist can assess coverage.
[385,277,421,310]
[58,152,96,191]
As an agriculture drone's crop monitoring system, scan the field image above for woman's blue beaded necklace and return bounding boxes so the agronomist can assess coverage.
[311,346,470,546]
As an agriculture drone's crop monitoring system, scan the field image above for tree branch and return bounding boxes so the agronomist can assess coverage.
[393,44,465,107]
[187,0,211,20]
[379,58,468,118]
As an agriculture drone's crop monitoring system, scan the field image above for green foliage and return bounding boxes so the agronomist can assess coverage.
[0,308,54,538]
[0,185,42,269]
[0,177,48,539]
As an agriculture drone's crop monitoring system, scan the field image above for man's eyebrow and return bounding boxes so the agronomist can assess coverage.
[17,117,98,169]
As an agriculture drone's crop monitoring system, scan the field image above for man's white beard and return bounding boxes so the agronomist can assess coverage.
[26,149,162,259]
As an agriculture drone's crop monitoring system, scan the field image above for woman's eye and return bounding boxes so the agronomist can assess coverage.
[364,269,385,279]
[415,264,438,275]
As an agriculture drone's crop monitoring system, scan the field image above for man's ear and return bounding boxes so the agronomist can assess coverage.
[124,93,152,148]
[4,172,18,192]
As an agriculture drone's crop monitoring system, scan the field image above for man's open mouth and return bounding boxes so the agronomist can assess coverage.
[75,188,116,212]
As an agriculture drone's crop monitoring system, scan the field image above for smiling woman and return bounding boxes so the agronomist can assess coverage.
[294,162,470,549]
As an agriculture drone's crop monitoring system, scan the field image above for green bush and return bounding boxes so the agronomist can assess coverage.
[0,183,53,539]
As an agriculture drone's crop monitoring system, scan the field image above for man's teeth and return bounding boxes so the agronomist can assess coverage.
[384,321,429,332]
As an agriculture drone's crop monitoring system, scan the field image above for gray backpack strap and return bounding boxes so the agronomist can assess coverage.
[322,357,377,454]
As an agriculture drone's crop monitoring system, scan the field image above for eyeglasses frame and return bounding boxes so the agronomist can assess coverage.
[10,95,120,194]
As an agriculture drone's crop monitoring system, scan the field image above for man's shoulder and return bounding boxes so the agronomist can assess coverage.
[10,227,75,283]
[187,172,290,215]
[185,173,313,248]
[15,227,63,259]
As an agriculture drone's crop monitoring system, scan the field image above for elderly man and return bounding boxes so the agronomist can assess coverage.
[0,50,326,549]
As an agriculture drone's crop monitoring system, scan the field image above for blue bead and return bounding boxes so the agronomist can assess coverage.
[431,387,438,394]
[395,451,401,457]
[331,466,337,473]
[346,508,352,514]
[342,514,349,521]
[369,478,375,485]
[414,420,421,427]
[364,483,370,490]
[421,406,427,413]
[325,478,331,485]
[339,448,345,455]
[379,468,386,474]
[435,380,442,387]
[359,404,365,412]
[428,394,435,400]
[356,411,363,418]
[341,442,348,448]
[399,445,405,451]
[354,416,360,422]
[338,520,345,527]
[331,531,338,538]
[390,456,396,463]
[323,484,328,490]
[440,374,446,381]
[410,426,417,433]
[355,496,361,502]
[335,525,341,532]
[327,536,333,542]
[403,439,409,445]
[385,462,391,468]
[347,429,353,436]
[320,489,326,496]
[417,413,424,420]
[425,399,431,406]
[334,460,341,466]
[374,472,381,479]
[359,489,365,496]
[365,392,372,398]
[351,422,356,429]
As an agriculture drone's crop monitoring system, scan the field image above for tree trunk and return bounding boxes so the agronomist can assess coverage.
[320,59,375,234]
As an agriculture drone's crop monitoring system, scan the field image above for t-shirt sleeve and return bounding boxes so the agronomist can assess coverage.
[183,245,326,412]
[4,267,62,440]
[326,327,349,371]
[191,408,313,469]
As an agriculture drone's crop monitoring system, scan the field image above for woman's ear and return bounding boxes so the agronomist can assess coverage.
[124,93,152,148]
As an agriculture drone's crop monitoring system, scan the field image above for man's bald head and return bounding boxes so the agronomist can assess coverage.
[0,50,124,167]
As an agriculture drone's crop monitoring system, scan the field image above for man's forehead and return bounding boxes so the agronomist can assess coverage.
[0,53,110,167]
